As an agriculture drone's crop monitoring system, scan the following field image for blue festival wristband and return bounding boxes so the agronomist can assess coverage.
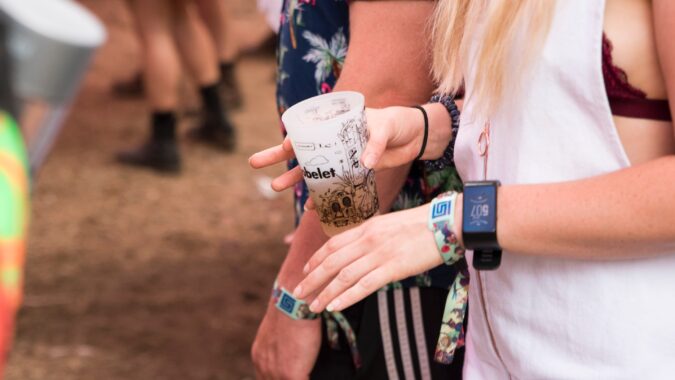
[428,192,465,265]
[272,280,319,320]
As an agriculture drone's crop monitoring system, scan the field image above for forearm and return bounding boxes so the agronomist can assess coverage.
[276,211,328,288]
[276,0,437,287]
[495,156,675,259]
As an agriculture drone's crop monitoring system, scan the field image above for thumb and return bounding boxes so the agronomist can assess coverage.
[361,118,388,170]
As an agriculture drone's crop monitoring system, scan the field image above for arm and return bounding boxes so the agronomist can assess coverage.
[495,0,675,259]
[291,1,675,314]
[294,155,675,313]
[249,103,452,190]
[252,2,438,378]
[277,0,438,295]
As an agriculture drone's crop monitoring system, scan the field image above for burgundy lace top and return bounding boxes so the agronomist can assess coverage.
[602,33,672,121]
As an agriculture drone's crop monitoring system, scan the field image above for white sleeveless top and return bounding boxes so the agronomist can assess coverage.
[455,1,675,378]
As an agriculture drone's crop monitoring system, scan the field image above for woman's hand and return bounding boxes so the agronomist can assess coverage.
[248,104,453,192]
[248,137,304,192]
[292,204,445,313]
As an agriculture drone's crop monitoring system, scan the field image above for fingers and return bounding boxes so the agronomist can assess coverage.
[249,138,295,169]
[303,197,315,211]
[271,166,303,192]
[317,264,392,313]
[293,237,368,300]
[282,137,294,152]
[361,110,388,170]
[302,225,367,276]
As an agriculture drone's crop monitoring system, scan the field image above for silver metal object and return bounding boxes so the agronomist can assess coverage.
[0,0,106,169]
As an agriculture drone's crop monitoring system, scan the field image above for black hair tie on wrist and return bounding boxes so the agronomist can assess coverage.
[411,105,429,161]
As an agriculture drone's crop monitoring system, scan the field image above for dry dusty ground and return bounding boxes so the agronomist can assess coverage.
[5,1,289,379]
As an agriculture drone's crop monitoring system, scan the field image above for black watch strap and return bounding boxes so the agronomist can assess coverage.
[473,248,502,271]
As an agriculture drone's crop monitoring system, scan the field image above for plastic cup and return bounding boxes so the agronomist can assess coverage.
[0,0,106,170]
[282,91,379,236]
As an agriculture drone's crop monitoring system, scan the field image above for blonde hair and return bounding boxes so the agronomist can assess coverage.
[431,0,557,119]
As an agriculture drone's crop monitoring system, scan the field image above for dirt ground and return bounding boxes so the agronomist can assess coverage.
[5,2,289,379]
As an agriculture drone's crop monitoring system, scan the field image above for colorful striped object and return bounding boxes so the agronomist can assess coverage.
[0,111,29,368]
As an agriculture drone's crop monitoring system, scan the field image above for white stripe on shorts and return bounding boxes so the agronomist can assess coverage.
[410,287,432,380]
[378,291,400,380]
[394,288,416,380]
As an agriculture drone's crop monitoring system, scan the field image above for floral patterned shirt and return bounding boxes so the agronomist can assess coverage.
[276,0,462,290]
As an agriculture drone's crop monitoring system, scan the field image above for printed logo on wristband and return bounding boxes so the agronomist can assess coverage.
[279,293,296,314]
[429,192,458,228]
[272,280,319,320]
[432,200,453,219]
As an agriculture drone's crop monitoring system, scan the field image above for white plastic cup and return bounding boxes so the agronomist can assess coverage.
[0,0,106,170]
[282,91,379,236]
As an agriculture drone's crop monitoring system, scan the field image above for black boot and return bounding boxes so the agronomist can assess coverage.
[117,112,181,173]
[219,62,242,110]
[188,83,236,152]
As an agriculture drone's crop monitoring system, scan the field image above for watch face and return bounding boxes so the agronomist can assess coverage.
[463,185,497,233]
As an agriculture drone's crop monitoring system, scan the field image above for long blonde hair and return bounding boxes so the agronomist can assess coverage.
[431,0,557,119]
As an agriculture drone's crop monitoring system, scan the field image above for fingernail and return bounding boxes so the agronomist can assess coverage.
[362,154,375,169]
[303,263,310,274]
[309,300,320,313]
[292,285,302,298]
[326,299,341,312]
[303,203,309,212]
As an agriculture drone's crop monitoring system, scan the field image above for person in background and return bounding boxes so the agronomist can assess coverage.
[250,1,465,378]
[117,0,236,174]
[113,0,242,109]
[193,0,242,109]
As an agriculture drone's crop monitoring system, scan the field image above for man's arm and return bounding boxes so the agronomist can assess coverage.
[252,2,437,379]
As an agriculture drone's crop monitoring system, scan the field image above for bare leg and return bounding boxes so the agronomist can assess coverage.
[112,0,145,97]
[194,0,237,63]
[117,0,181,173]
[193,0,243,108]
[173,0,237,151]
[132,0,181,111]
[172,0,219,87]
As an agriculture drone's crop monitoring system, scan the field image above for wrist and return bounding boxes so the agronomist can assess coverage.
[270,278,320,321]
[393,105,423,142]
[266,301,320,325]
[461,181,502,270]
[422,103,453,160]
[428,192,465,266]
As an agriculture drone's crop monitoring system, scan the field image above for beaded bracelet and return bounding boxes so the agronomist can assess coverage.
[424,94,460,171]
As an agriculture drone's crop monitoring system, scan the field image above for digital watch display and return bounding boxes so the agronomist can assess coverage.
[462,181,502,270]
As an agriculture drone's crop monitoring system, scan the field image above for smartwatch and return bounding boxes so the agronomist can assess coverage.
[462,181,502,270]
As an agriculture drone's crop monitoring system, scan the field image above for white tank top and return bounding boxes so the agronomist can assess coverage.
[455,1,675,378]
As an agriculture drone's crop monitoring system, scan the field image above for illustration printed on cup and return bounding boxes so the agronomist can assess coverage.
[298,115,378,231]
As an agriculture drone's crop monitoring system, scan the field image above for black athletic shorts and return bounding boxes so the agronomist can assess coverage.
[311,287,465,380]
